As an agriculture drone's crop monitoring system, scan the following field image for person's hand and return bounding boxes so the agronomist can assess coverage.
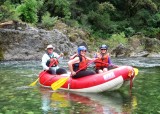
[96,53,101,58]
[50,58,55,62]
[93,58,97,61]
[46,67,49,70]
[49,67,52,71]
[71,71,76,76]
[60,53,64,57]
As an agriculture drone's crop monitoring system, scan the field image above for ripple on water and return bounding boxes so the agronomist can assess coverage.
[111,57,160,68]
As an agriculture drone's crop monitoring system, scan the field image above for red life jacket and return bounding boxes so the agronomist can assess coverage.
[72,55,88,71]
[95,53,109,69]
[49,58,59,67]
[46,54,59,67]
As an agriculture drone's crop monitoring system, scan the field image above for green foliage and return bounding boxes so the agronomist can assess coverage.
[41,12,58,29]
[88,11,111,32]
[124,27,135,37]
[142,27,160,38]
[98,2,115,13]
[92,30,111,40]
[131,9,152,28]
[148,12,160,27]
[54,0,71,19]
[0,49,4,60]
[64,19,79,27]
[16,0,38,23]
[0,0,19,22]
[1,0,160,39]
[107,32,128,48]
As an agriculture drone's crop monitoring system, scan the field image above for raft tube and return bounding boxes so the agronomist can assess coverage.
[39,66,136,93]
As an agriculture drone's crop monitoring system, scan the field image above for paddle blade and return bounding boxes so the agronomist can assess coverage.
[29,78,39,86]
[51,77,69,91]
[134,68,139,76]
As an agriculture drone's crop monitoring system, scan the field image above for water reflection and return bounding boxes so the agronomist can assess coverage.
[1,58,159,113]
[39,87,137,114]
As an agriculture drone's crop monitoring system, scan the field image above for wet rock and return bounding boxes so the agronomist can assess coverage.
[147,52,160,57]
[111,43,132,57]
[130,51,149,57]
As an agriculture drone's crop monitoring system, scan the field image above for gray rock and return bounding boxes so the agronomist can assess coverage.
[0,27,77,60]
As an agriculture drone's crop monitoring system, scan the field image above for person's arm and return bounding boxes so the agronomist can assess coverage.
[108,57,119,68]
[41,54,49,70]
[70,53,77,60]
[68,57,79,76]
[53,52,64,63]
[86,56,97,62]
[108,57,112,64]
[53,52,63,59]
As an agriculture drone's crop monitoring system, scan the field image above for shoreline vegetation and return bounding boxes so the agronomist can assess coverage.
[0,0,160,60]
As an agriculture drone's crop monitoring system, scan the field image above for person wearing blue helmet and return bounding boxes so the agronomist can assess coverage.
[94,44,115,73]
[68,46,96,78]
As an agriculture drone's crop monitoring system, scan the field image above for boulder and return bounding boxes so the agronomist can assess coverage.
[0,26,77,60]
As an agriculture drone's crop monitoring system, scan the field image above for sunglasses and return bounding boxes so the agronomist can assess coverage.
[101,49,106,50]
[81,50,86,52]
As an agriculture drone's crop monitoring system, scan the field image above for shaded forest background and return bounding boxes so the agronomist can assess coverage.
[0,0,160,42]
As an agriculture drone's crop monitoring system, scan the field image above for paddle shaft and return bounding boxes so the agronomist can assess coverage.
[94,61,118,68]
[73,59,96,75]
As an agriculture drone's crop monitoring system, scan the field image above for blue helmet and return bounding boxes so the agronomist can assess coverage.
[78,46,87,54]
[100,44,108,50]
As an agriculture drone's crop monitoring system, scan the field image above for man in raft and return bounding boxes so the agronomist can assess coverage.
[41,44,67,75]
[68,46,96,78]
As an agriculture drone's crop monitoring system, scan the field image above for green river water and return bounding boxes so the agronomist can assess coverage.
[0,57,160,114]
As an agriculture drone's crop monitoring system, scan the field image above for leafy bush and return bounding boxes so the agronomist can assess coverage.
[41,12,58,29]
[0,1,19,22]
[54,0,71,19]
[143,27,160,38]
[88,11,111,32]
[124,27,135,37]
[107,32,128,48]
[92,30,111,40]
[16,0,38,23]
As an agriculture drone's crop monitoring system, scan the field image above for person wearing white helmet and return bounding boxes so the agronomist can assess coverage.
[41,44,67,74]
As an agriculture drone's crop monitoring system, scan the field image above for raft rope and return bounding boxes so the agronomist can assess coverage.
[42,75,57,85]
[128,68,135,94]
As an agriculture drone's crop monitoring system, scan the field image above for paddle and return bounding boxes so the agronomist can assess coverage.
[29,56,60,86]
[133,68,139,76]
[51,59,96,91]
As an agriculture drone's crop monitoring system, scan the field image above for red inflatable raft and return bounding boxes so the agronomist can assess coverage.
[39,66,136,93]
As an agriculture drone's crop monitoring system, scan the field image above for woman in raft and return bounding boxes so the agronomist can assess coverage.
[94,44,118,73]
[68,46,96,78]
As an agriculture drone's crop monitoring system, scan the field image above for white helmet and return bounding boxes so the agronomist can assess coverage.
[46,44,54,50]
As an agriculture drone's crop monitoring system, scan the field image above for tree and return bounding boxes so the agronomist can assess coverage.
[16,0,38,23]
[0,0,19,22]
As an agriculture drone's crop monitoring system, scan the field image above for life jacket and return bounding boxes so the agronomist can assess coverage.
[72,55,88,72]
[46,53,59,67]
[95,53,109,69]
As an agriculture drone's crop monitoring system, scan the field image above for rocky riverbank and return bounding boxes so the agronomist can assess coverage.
[0,21,160,60]
[0,21,80,60]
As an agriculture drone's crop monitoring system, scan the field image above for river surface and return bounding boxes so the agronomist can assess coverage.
[0,57,160,114]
